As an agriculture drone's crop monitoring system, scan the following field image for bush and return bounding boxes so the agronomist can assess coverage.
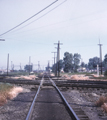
[0,83,14,106]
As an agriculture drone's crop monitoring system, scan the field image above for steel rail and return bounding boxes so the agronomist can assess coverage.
[25,74,44,120]
[48,75,80,120]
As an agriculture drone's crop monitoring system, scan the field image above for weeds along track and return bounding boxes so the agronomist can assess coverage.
[25,74,90,120]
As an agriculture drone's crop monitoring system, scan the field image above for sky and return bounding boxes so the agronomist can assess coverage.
[0,0,107,70]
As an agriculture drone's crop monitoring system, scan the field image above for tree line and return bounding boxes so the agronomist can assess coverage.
[51,52,107,73]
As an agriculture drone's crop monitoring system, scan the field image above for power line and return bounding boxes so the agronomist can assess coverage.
[14,0,67,33]
[0,0,58,37]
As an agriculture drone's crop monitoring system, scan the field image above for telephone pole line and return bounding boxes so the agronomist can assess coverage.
[54,41,63,77]
[98,40,103,75]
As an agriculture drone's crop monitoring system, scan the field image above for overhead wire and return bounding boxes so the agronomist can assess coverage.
[2,0,107,39]
[0,0,59,37]
[13,0,67,33]
[9,7,107,38]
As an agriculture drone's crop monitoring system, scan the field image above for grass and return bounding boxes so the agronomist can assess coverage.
[0,83,14,106]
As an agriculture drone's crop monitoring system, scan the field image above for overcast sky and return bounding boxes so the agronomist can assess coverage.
[0,0,107,70]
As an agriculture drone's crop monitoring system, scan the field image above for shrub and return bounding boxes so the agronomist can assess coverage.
[96,96,106,106]
[0,83,14,106]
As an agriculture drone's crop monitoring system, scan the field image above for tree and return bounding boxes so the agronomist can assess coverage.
[73,53,81,72]
[81,62,85,68]
[63,52,73,72]
[63,52,81,72]
[57,59,63,72]
[85,64,88,69]
[88,57,100,70]
[104,54,107,64]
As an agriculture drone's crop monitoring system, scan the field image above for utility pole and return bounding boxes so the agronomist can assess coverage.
[98,40,103,75]
[52,52,57,76]
[7,53,9,76]
[54,41,63,77]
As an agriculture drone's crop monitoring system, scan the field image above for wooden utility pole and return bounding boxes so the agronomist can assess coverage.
[54,41,63,77]
[98,40,103,75]
[7,53,9,76]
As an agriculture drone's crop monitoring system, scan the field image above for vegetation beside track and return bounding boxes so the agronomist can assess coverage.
[0,83,14,106]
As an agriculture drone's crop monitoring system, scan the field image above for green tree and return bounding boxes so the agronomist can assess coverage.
[104,54,107,64]
[73,53,81,72]
[63,52,73,72]
[81,62,85,68]
[52,60,63,72]
[88,57,100,70]
[57,59,63,72]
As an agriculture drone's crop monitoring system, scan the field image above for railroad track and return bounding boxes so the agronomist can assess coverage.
[1,74,107,119]
[24,73,90,120]
[1,74,107,120]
